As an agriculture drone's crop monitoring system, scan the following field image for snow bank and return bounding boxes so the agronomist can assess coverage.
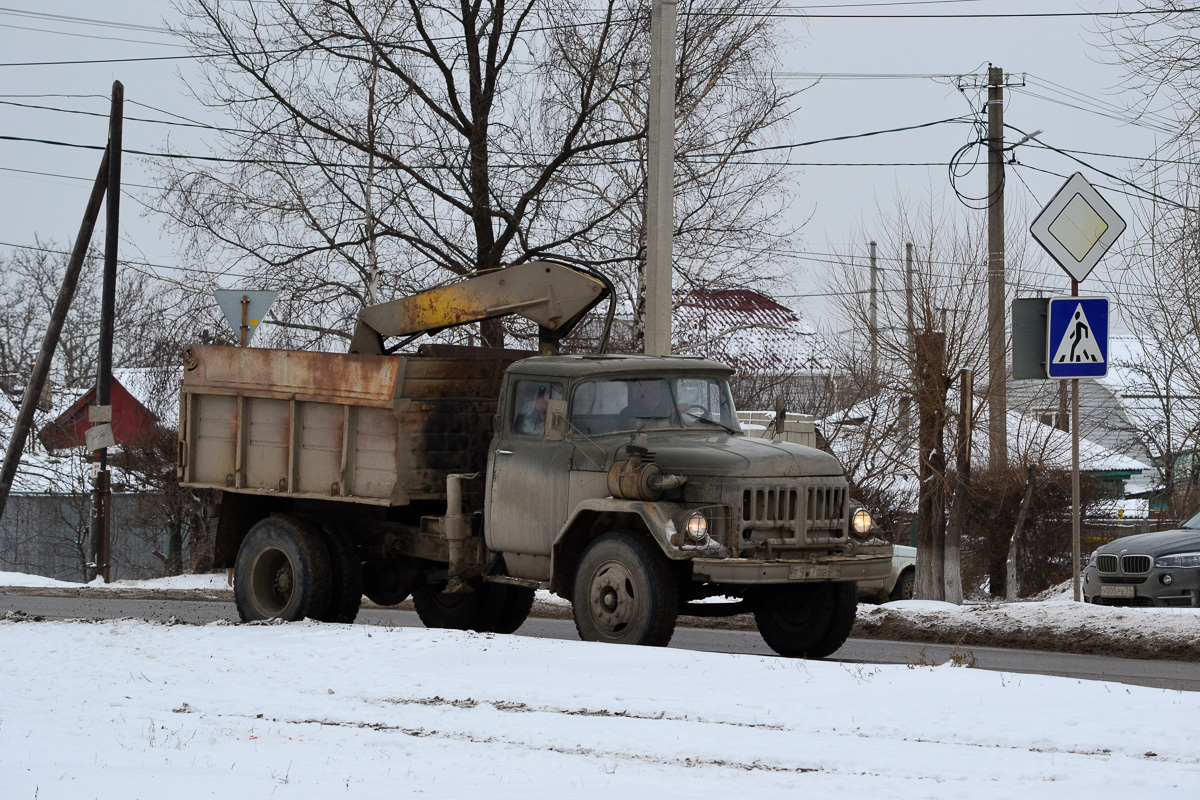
[1,617,1196,798]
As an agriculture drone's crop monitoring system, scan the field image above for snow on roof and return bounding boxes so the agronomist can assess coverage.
[672,288,827,373]
[112,367,182,429]
[819,388,1149,505]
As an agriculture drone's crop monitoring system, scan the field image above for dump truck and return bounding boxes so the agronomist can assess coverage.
[178,261,890,657]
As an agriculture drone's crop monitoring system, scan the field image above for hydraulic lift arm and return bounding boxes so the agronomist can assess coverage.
[348,261,614,356]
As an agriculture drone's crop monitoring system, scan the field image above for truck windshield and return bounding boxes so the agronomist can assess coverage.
[569,376,741,436]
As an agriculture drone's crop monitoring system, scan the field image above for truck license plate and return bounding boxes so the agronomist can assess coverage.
[789,565,830,580]
[1100,585,1135,599]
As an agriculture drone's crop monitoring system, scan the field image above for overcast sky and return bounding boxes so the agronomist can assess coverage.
[0,1,1171,336]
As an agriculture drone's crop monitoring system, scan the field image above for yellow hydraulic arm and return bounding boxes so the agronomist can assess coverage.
[348,260,613,356]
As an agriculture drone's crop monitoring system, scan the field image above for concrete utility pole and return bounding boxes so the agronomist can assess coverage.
[869,241,878,380]
[88,80,123,583]
[987,66,1007,470]
[645,0,676,356]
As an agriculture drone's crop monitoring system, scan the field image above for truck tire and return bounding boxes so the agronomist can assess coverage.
[313,522,363,624]
[413,580,503,632]
[754,581,858,659]
[889,569,915,602]
[234,516,332,622]
[572,532,678,647]
[362,558,415,607]
[488,584,536,634]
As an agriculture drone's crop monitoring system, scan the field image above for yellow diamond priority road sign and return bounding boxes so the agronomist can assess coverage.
[1030,172,1126,284]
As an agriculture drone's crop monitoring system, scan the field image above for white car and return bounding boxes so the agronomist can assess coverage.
[858,545,915,603]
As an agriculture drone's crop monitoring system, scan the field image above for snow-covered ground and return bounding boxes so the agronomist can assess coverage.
[3,571,1198,660]
[2,615,1197,799]
[0,570,230,591]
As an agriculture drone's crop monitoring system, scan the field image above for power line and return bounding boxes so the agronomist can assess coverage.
[1007,125,1195,211]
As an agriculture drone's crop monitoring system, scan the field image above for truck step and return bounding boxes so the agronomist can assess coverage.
[483,575,549,590]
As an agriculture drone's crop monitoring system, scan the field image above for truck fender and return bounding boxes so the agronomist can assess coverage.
[548,498,684,596]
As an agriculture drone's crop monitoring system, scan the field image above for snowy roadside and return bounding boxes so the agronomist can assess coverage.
[2,615,1197,798]
[2,572,1196,662]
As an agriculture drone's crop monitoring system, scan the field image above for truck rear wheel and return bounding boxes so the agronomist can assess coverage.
[488,584,536,634]
[363,558,416,606]
[412,580,503,632]
[234,516,332,622]
[754,581,858,659]
[572,532,678,647]
[313,522,363,624]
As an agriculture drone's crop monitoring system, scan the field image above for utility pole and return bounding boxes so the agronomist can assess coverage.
[986,65,1007,470]
[869,241,878,381]
[88,81,122,583]
[0,149,109,525]
[645,0,676,356]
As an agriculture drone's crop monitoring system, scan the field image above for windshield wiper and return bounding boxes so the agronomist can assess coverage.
[684,413,737,434]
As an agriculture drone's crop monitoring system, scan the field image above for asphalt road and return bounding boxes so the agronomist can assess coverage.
[5,593,1200,692]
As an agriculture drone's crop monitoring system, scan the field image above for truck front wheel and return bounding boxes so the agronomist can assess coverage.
[233,517,332,622]
[572,532,678,647]
[753,581,858,659]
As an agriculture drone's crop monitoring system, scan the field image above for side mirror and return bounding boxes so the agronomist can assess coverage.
[545,399,568,441]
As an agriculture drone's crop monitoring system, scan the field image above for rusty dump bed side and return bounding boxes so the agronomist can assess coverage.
[178,344,519,506]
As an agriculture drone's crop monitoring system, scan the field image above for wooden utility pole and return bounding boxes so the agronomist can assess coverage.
[869,240,878,380]
[645,0,676,356]
[88,80,123,583]
[0,149,109,524]
[943,368,972,605]
[914,329,947,600]
[905,242,914,359]
[987,66,1008,470]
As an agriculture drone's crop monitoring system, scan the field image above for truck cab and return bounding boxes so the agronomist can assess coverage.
[483,355,890,653]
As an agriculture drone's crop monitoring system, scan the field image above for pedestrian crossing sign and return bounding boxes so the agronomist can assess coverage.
[1046,297,1109,379]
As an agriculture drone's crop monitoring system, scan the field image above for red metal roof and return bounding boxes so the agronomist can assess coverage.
[37,378,159,452]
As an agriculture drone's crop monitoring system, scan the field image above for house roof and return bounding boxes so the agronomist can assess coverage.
[818,388,1149,505]
[673,288,826,374]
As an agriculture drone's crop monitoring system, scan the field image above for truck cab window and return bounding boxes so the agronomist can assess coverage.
[511,380,563,436]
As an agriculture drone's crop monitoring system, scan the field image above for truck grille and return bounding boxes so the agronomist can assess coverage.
[1122,555,1152,574]
[806,485,845,531]
[741,487,799,525]
[1096,554,1118,573]
[736,483,845,547]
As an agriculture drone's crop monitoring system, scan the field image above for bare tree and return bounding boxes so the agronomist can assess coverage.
[157,0,798,349]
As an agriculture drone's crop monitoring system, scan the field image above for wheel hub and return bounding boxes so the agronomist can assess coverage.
[588,561,638,636]
[273,564,293,598]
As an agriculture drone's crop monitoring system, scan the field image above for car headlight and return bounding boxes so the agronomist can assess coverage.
[852,507,873,535]
[1154,552,1200,569]
[684,511,708,542]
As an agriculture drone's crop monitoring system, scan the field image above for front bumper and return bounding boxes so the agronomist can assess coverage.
[690,545,891,585]
[1082,564,1200,607]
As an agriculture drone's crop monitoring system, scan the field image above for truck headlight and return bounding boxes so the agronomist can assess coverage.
[684,512,708,542]
[852,507,873,535]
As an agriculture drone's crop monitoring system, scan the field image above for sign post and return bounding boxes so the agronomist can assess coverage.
[1029,172,1124,602]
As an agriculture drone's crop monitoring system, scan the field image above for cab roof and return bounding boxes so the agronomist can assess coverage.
[505,353,735,379]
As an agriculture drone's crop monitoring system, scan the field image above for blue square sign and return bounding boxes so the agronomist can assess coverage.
[1046,297,1109,379]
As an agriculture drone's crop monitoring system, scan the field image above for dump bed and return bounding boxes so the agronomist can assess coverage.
[178,344,522,506]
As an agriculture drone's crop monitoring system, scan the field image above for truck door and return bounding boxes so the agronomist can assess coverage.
[486,378,571,557]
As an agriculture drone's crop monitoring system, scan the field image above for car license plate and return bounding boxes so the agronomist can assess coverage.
[789,565,830,580]
[1100,585,1135,599]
